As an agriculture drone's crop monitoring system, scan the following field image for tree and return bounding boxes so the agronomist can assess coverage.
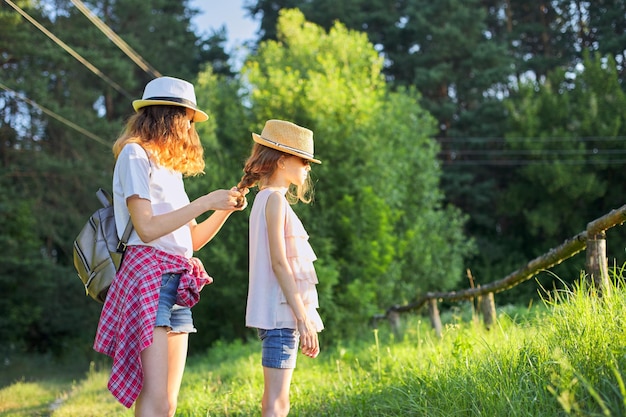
[570,0,626,83]
[249,0,513,136]
[489,51,626,296]
[0,0,237,354]
[246,2,513,284]
[195,27,237,78]
[238,9,473,336]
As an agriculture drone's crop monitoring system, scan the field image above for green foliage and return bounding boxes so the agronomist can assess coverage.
[181,9,474,348]
[0,0,230,355]
[249,2,626,308]
[584,0,626,74]
[334,187,397,317]
[240,9,473,339]
[2,0,624,358]
[0,192,101,355]
[444,51,626,304]
[251,0,514,137]
[501,51,626,262]
[503,0,578,78]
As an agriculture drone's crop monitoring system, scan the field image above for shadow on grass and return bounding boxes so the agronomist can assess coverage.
[0,347,110,388]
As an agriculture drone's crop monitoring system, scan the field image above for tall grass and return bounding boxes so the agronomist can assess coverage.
[3,277,626,416]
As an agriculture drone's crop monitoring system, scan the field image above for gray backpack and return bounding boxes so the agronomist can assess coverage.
[73,188,133,303]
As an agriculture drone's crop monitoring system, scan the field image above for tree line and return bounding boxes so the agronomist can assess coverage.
[0,0,624,355]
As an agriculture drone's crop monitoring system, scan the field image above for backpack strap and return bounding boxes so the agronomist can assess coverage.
[116,219,133,253]
[97,188,112,208]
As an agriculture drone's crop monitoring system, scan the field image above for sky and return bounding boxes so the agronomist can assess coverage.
[188,0,260,56]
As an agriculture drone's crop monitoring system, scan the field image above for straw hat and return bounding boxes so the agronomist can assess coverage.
[252,120,321,164]
[132,76,209,122]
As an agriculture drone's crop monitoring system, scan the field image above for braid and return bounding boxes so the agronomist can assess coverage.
[235,166,265,208]
[237,171,259,193]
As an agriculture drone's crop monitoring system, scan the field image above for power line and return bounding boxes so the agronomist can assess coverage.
[438,136,626,143]
[440,149,626,156]
[441,159,626,166]
[4,0,133,100]
[439,137,626,163]
[69,0,161,78]
[0,82,110,146]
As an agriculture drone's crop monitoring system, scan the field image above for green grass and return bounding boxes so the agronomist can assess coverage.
[3,279,626,416]
[0,381,63,417]
[0,351,99,417]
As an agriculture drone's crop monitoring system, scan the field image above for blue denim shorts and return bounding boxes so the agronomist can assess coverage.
[258,328,300,369]
[155,273,196,334]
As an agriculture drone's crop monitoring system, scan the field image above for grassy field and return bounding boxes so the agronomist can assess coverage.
[3,278,626,416]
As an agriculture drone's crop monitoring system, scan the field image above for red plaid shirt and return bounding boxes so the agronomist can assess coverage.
[93,245,212,408]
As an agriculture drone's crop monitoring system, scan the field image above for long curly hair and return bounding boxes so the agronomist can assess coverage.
[113,105,205,176]
[237,143,313,204]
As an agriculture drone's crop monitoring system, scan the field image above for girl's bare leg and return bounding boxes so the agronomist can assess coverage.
[262,367,294,417]
[135,327,169,417]
[166,332,189,416]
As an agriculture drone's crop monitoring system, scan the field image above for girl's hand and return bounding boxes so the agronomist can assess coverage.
[298,319,320,358]
[206,188,247,211]
[233,186,249,210]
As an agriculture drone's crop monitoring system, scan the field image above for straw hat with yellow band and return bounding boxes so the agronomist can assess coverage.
[132,76,209,123]
[252,119,321,164]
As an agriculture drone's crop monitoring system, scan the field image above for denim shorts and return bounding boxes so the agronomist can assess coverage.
[155,273,196,334]
[258,328,300,369]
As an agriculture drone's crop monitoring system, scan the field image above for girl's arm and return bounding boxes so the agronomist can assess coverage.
[127,188,243,244]
[189,210,232,251]
[189,187,248,251]
[265,191,320,358]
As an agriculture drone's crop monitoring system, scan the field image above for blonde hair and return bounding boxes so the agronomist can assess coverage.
[237,143,313,204]
[112,105,205,176]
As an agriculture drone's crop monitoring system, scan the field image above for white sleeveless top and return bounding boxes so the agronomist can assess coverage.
[245,188,324,331]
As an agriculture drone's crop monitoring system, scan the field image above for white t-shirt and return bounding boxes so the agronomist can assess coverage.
[113,143,193,258]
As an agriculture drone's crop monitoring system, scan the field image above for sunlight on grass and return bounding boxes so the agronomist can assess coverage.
[0,381,60,416]
[5,275,626,416]
[50,363,132,417]
[175,340,263,416]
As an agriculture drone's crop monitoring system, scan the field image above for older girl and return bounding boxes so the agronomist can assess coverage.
[94,76,246,417]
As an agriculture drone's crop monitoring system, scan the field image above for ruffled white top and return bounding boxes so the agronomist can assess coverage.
[245,188,324,332]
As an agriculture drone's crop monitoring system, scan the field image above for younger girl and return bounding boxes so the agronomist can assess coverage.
[237,119,324,417]
[94,76,246,417]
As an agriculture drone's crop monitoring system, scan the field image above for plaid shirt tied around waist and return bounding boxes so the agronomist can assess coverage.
[93,245,212,408]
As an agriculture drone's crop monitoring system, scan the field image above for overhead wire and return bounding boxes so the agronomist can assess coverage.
[441,149,626,156]
[438,136,626,143]
[3,0,133,100]
[2,0,159,147]
[438,136,626,165]
[3,1,624,165]
[441,159,626,166]
[69,0,161,78]
[0,82,110,146]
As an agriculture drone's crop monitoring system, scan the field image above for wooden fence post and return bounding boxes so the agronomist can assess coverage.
[480,292,496,330]
[387,310,402,339]
[428,299,442,338]
[586,230,610,295]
